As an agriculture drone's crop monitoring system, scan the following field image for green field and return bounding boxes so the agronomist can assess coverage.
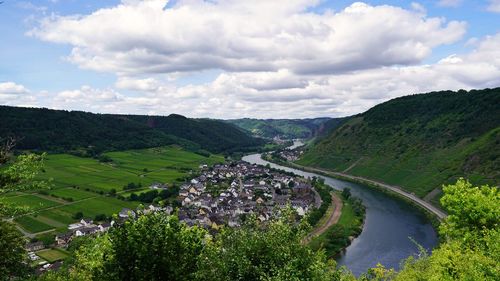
[36,249,69,263]
[48,188,96,201]
[15,215,54,233]
[309,194,364,257]
[2,146,224,235]
[37,146,223,192]
[2,194,61,210]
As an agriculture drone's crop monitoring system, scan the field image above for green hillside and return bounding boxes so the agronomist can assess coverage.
[0,106,264,154]
[298,88,500,202]
[226,117,343,139]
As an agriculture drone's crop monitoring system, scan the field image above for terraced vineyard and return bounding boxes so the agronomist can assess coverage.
[2,146,224,237]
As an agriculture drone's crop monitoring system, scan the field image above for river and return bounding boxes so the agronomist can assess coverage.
[242,149,438,276]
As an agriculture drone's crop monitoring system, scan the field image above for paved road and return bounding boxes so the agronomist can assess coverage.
[304,193,343,243]
[293,164,447,220]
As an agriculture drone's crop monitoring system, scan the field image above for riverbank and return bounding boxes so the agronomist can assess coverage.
[308,190,366,258]
[243,152,439,274]
[264,155,446,222]
[304,192,342,243]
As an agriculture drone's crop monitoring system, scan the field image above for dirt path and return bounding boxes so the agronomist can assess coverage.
[342,158,362,173]
[304,193,343,243]
[423,187,442,202]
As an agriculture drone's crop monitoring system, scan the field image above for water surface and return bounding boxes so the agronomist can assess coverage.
[242,153,438,276]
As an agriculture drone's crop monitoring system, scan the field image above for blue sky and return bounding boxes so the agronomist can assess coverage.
[1,0,499,118]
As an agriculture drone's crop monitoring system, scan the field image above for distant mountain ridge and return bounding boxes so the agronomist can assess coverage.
[298,88,500,203]
[226,117,345,139]
[0,106,264,155]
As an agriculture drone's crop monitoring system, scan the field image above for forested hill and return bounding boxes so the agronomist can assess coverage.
[226,117,344,139]
[298,88,500,202]
[0,106,264,154]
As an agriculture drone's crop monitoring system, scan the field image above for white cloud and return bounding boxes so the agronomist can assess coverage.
[31,1,466,76]
[36,32,500,119]
[13,1,499,119]
[437,0,462,7]
[0,82,37,106]
[487,0,500,12]
[0,82,30,95]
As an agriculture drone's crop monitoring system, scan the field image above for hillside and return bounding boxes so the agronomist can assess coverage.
[226,117,343,139]
[0,106,264,154]
[298,88,500,202]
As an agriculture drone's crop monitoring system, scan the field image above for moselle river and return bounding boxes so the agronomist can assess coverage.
[242,153,438,276]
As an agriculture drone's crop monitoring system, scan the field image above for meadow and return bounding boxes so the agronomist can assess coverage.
[35,248,70,263]
[2,146,224,236]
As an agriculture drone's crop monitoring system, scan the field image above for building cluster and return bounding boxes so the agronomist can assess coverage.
[178,161,320,230]
[28,161,320,274]
[277,148,304,162]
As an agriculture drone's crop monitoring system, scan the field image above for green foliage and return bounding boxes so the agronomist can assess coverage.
[342,188,351,199]
[73,211,84,220]
[373,179,500,281]
[0,106,264,154]
[307,178,332,227]
[198,215,340,281]
[309,193,365,258]
[0,221,29,280]
[0,153,50,217]
[299,88,500,199]
[43,212,347,281]
[227,117,343,139]
[439,178,499,240]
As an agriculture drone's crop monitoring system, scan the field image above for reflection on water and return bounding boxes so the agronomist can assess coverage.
[242,153,438,276]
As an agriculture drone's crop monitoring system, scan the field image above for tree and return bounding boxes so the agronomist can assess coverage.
[0,152,50,217]
[376,179,500,281]
[197,210,341,281]
[0,142,49,280]
[60,213,208,281]
[0,221,29,280]
[342,188,351,199]
[73,211,84,220]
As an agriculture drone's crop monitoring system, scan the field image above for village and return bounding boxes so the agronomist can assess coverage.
[177,161,320,230]
[27,161,320,274]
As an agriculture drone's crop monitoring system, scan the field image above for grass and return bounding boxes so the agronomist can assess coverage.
[2,195,61,210]
[37,146,224,193]
[57,197,137,219]
[308,194,364,257]
[48,187,95,201]
[14,216,54,233]
[2,146,224,234]
[36,248,69,263]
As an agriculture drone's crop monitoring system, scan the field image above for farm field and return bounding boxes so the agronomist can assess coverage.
[15,215,55,233]
[2,194,61,211]
[48,187,96,201]
[36,248,70,263]
[2,146,224,235]
[37,146,224,192]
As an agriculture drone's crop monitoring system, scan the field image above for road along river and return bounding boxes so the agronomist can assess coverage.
[242,153,438,276]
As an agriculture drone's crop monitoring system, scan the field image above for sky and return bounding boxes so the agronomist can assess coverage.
[0,0,499,119]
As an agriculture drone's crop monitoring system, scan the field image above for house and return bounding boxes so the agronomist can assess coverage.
[68,222,83,230]
[150,182,168,190]
[80,218,93,226]
[75,226,99,237]
[98,222,112,232]
[55,232,73,246]
[26,241,45,252]
[119,208,136,219]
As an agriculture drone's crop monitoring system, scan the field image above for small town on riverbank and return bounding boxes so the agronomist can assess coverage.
[27,159,323,274]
